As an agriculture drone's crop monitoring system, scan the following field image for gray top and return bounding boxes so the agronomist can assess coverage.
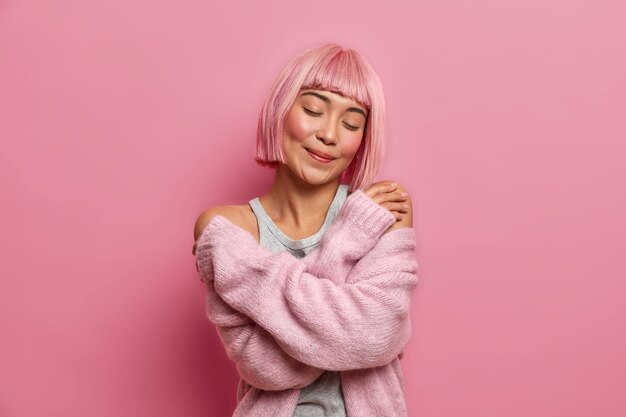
[248,183,350,417]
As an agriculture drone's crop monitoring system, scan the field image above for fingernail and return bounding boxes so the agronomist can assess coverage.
[390,182,398,187]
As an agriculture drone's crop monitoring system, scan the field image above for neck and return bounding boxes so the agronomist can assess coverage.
[261,164,341,229]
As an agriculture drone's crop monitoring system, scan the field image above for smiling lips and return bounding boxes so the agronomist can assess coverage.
[306,148,336,163]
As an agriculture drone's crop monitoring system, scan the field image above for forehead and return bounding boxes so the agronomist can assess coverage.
[299,88,367,111]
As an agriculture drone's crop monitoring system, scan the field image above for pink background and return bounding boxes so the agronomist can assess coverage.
[1,0,625,416]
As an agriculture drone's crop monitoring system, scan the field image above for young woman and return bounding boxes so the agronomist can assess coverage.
[193,43,417,417]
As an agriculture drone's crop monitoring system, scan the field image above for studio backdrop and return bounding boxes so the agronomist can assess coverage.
[1,0,624,416]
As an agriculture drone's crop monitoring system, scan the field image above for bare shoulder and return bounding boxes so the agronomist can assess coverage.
[192,204,258,255]
[193,206,234,241]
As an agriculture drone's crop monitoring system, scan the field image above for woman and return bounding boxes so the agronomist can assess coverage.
[193,43,418,417]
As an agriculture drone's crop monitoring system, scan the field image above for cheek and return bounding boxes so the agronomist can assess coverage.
[284,110,315,143]
[338,134,363,157]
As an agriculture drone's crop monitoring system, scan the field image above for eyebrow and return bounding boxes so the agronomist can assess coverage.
[300,91,367,118]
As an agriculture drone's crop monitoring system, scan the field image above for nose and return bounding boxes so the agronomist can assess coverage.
[315,119,338,145]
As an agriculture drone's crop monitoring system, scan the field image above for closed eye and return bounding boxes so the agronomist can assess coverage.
[304,107,360,131]
[303,107,321,116]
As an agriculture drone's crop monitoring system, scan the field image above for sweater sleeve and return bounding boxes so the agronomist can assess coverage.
[198,191,419,371]
[203,274,325,391]
[194,189,398,384]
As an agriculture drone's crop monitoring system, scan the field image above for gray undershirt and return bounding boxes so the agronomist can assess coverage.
[247,183,349,417]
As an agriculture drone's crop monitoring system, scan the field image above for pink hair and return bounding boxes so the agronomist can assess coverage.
[254,43,386,192]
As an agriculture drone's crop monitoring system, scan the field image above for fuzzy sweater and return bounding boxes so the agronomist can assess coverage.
[195,189,419,417]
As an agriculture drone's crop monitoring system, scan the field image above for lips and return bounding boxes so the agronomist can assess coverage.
[306,148,336,161]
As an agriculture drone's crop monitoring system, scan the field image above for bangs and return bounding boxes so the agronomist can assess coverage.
[301,50,372,110]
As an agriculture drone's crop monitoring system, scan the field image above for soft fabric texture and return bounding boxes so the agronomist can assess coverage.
[248,184,349,416]
[195,188,419,417]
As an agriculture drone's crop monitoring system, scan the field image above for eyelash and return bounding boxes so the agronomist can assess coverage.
[303,107,360,131]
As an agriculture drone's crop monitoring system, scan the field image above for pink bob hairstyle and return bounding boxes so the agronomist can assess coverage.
[254,43,387,192]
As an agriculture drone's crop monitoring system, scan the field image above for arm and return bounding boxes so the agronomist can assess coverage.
[193,190,397,386]
[204,275,325,390]
[198,190,419,371]
[195,208,324,391]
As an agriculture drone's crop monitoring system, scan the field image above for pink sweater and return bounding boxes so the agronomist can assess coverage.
[195,189,419,417]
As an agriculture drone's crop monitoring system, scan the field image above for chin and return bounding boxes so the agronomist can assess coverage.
[300,170,342,186]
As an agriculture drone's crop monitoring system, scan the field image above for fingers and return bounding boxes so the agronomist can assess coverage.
[365,181,408,206]
[364,180,397,200]
[387,201,410,213]
[363,180,410,224]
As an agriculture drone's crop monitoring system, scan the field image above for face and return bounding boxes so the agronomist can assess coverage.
[280,88,368,186]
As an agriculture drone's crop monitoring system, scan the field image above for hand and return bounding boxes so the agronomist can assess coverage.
[364,180,412,232]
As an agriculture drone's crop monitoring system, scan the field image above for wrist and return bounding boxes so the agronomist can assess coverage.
[339,189,396,239]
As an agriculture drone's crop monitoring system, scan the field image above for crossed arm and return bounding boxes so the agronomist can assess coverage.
[195,189,419,387]
[203,277,326,390]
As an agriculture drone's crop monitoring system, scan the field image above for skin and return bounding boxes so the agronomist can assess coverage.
[192,88,413,259]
